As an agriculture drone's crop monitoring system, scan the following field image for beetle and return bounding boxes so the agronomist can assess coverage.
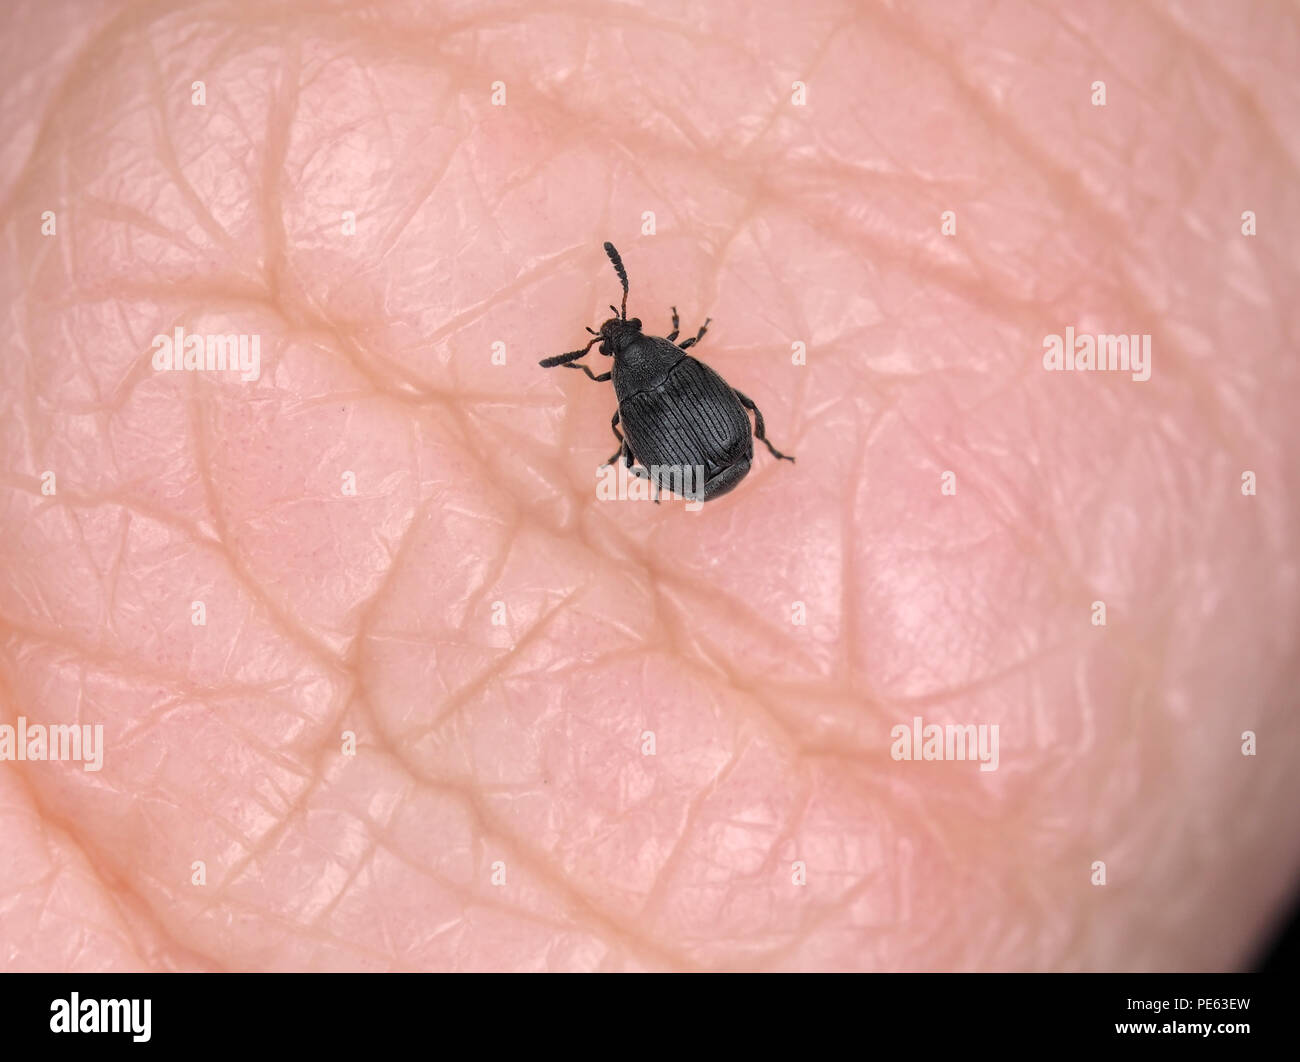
[538,241,794,502]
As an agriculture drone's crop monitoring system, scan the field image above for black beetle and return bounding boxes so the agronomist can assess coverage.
[539,242,794,502]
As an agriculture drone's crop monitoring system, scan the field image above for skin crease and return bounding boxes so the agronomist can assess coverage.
[0,0,1297,974]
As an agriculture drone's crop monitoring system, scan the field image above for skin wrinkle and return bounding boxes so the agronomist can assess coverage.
[1143,5,1300,176]
[416,588,579,735]
[383,757,706,972]
[141,45,250,266]
[659,574,826,678]
[7,771,190,970]
[636,734,759,922]
[192,409,351,665]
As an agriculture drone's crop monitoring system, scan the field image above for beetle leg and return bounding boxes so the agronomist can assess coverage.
[733,389,796,462]
[678,317,711,350]
[603,412,625,466]
[563,361,612,382]
[624,458,661,504]
[666,306,680,342]
[604,440,661,504]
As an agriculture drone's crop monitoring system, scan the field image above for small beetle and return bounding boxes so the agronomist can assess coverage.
[539,242,794,502]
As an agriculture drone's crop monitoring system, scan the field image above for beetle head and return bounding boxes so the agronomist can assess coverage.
[596,316,642,356]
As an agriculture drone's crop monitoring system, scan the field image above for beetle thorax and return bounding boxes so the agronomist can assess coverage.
[610,333,686,400]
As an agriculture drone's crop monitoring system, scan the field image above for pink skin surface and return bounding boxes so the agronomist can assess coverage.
[1,0,1297,972]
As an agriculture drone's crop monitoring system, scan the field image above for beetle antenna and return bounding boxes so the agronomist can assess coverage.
[603,241,629,320]
[585,326,598,335]
[539,336,600,368]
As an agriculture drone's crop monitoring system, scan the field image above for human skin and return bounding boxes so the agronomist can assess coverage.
[1,0,1297,972]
